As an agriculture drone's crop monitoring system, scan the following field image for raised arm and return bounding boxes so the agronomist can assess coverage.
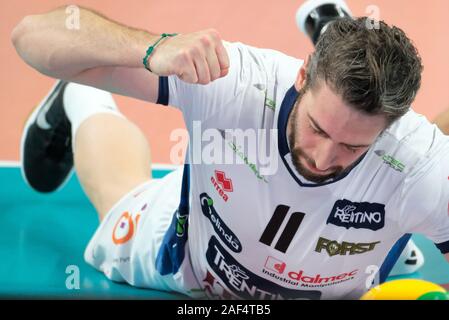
[11,6,229,103]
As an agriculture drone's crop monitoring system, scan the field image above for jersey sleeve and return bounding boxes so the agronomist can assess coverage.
[157,41,301,127]
[164,41,250,123]
[396,145,449,254]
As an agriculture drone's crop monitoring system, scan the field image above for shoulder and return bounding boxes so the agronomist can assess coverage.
[385,110,446,154]
[223,41,303,84]
[377,110,449,175]
[392,116,449,213]
[359,110,449,213]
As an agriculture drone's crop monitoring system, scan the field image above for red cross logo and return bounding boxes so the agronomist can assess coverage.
[215,170,233,192]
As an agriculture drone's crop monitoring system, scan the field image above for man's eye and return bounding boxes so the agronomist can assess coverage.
[310,124,325,136]
[345,145,359,153]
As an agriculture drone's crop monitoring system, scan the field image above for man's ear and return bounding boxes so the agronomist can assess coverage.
[295,55,310,91]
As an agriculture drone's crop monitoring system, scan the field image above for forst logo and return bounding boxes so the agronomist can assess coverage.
[327,199,385,231]
[315,237,381,256]
[200,193,242,253]
[210,170,233,202]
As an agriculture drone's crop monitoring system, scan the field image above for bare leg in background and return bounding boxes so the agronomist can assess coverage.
[73,113,152,221]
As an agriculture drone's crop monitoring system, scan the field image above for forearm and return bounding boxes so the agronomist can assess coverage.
[11,6,156,79]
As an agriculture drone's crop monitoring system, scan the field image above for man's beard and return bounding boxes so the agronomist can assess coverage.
[287,96,346,184]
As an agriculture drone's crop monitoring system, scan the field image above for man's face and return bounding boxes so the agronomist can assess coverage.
[287,81,387,183]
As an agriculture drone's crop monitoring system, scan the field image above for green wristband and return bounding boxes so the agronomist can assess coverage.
[143,33,178,72]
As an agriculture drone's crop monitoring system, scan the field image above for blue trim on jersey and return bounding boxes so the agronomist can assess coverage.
[155,163,190,276]
[379,234,412,283]
[277,85,367,187]
[179,163,191,214]
[435,240,449,254]
[277,85,297,158]
[156,76,169,105]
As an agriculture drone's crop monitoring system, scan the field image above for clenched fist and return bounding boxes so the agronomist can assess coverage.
[147,29,230,85]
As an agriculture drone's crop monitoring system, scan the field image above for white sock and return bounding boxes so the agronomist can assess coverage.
[63,83,125,150]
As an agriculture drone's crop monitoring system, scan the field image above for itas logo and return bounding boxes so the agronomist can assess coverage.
[206,236,322,300]
[200,193,242,253]
[315,237,380,256]
[261,260,358,288]
[264,256,286,274]
[210,170,233,202]
[112,211,141,245]
[327,199,385,231]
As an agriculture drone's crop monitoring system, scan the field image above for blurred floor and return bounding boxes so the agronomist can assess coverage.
[0,164,186,299]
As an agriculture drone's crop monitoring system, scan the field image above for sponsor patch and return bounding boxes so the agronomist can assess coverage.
[327,199,385,231]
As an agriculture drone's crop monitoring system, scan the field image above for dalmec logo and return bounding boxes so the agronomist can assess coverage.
[264,256,286,274]
[210,170,233,202]
[263,256,358,287]
[112,211,141,245]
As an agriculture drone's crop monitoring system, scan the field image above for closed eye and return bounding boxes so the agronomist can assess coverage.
[309,122,328,138]
[344,145,359,153]
[310,121,365,153]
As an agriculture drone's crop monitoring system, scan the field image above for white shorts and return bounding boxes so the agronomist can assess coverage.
[84,167,201,297]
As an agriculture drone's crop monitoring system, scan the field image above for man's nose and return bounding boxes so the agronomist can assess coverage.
[314,139,337,171]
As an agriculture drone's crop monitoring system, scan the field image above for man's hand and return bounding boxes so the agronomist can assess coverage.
[149,29,230,85]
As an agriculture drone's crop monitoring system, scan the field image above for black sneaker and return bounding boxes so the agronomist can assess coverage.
[20,80,74,193]
[296,0,352,45]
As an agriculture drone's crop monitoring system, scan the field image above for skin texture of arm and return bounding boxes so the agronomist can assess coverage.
[11,6,229,103]
[11,6,160,102]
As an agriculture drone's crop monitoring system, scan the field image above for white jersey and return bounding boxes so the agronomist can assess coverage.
[156,42,449,300]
